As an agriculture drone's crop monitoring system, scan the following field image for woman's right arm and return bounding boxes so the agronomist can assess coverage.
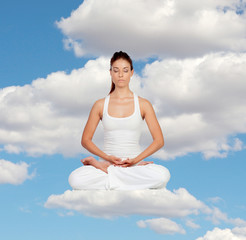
[81,99,122,164]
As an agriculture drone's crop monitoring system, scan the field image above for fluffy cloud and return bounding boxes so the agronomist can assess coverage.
[0,159,35,185]
[45,188,206,219]
[45,188,246,236]
[196,227,246,240]
[143,52,246,159]
[207,207,246,226]
[137,217,186,235]
[0,52,246,159]
[56,0,246,59]
[0,57,141,157]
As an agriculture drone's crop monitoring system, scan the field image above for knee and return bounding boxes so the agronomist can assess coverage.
[68,171,78,189]
[68,170,84,190]
[162,167,171,183]
[152,165,171,185]
[68,166,107,190]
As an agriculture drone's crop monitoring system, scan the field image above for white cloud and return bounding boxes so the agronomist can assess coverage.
[0,159,35,185]
[207,207,246,227]
[142,52,246,160]
[4,144,23,154]
[207,197,224,204]
[233,227,246,238]
[196,227,246,240]
[45,187,246,233]
[56,0,246,59]
[137,217,186,235]
[45,188,205,219]
[185,219,201,229]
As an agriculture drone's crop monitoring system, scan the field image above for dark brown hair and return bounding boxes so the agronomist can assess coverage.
[109,51,133,94]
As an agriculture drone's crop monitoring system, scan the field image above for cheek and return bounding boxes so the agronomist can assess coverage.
[111,73,117,79]
[111,75,117,83]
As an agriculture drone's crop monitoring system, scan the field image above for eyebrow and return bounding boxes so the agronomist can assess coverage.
[113,67,129,69]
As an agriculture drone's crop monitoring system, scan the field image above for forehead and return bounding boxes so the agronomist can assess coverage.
[112,58,131,68]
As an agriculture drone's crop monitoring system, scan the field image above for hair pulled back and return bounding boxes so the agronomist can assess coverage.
[109,51,133,94]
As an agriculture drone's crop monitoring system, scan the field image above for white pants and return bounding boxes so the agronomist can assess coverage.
[68,164,170,190]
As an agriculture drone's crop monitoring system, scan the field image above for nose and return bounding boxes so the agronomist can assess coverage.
[119,70,123,77]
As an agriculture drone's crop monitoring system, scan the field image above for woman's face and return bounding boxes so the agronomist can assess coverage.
[110,58,134,89]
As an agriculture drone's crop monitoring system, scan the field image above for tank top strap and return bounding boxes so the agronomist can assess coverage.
[103,95,110,115]
[134,93,141,116]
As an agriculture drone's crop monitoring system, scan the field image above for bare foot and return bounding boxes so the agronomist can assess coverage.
[81,156,96,165]
[81,157,111,173]
[137,161,154,166]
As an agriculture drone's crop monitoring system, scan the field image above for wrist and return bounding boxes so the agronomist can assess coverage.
[102,153,110,162]
[132,158,139,165]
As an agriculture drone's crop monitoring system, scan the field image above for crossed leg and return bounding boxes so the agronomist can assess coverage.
[81,156,153,173]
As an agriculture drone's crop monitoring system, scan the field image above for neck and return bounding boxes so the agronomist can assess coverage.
[112,87,133,98]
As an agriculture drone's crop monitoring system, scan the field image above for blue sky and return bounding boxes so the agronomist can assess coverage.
[1,0,246,239]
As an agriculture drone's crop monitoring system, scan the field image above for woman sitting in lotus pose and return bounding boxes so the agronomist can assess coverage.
[68,51,170,190]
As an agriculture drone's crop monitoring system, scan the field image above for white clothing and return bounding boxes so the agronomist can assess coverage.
[69,164,170,190]
[101,93,143,159]
[69,93,170,190]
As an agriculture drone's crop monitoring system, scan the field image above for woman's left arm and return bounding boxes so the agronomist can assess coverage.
[120,98,164,167]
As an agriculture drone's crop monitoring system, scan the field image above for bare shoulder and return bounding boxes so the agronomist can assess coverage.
[93,98,105,108]
[138,96,153,109]
[138,96,154,118]
[91,97,105,118]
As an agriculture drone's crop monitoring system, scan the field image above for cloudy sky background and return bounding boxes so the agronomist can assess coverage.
[1,0,246,239]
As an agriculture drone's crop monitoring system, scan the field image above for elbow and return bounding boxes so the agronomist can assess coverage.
[81,140,86,148]
[81,137,90,149]
[161,135,165,148]
[156,137,164,149]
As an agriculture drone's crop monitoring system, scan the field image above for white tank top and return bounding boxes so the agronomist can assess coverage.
[101,93,144,159]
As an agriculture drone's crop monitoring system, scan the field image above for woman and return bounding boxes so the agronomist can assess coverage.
[69,51,170,190]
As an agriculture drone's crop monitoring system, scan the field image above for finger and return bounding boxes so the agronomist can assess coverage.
[121,159,130,163]
[121,164,131,168]
[121,165,128,168]
[120,162,129,166]
[114,163,124,166]
[114,162,124,166]
[122,163,131,167]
